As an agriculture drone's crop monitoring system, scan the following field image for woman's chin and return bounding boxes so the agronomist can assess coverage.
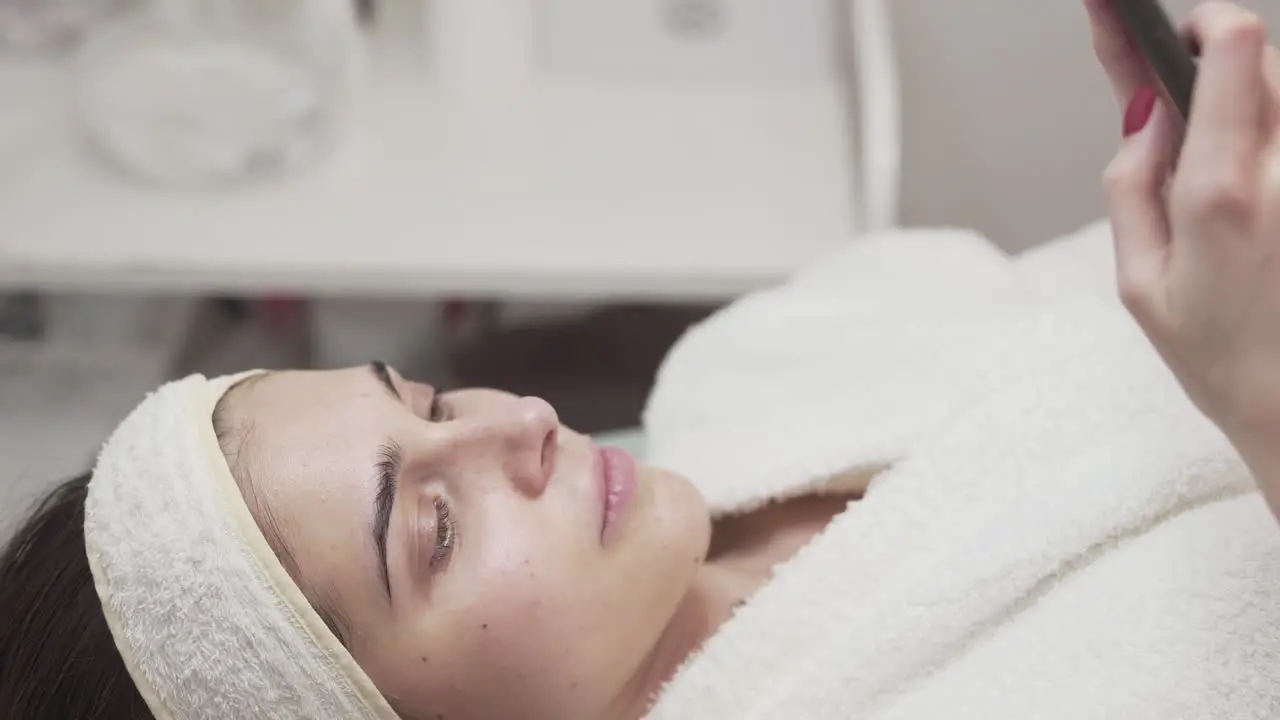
[637,465,712,556]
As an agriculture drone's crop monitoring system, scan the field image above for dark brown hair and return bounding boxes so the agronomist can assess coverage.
[0,391,245,719]
[0,471,155,719]
[0,381,353,719]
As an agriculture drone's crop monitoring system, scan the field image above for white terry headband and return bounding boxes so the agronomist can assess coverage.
[83,372,401,720]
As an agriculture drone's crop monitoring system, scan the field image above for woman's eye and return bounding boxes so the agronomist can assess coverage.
[428,395,450,422]
[430,496,456,571]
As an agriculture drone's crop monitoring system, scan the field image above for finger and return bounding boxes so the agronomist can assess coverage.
[1264,144,1280,231]
[1267,45,1280,121]
[1182,13,1280,86]
[1104,99,1178,326]
[1177,2,1270,224]
[1085,0,1159,107]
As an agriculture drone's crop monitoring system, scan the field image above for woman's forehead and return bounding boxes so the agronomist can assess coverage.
[237,367,388,409]
[229,368,402,492]
[227,368,399,620]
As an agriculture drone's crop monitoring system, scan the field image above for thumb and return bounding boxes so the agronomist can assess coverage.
[1103,91,1177,324]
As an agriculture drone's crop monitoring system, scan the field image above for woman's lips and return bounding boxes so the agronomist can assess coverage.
[596,444,637,545]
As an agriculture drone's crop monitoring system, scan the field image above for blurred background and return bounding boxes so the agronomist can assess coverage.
[2,0,1276,532]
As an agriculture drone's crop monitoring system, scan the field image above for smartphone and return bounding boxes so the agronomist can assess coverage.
[1111,0,1198,119]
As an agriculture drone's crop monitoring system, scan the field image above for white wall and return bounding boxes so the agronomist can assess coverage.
[890,0,1277,251]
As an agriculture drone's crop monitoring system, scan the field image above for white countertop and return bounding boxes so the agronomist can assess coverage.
[0,58,859,301]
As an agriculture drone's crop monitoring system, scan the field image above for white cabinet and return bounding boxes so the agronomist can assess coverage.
[540,0,838,88]
[0,0,898,301]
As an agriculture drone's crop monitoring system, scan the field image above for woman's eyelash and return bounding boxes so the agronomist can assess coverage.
[431,496,456,571]
[428,395,450,422]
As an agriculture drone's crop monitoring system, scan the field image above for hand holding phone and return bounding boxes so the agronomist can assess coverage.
[1095,0,1280,525]
[1109,0,1198,119]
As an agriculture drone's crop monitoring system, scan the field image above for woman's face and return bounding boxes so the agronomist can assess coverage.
[217,365,710,720]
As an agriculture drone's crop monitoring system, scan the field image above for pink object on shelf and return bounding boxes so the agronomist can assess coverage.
[259,295,307,329]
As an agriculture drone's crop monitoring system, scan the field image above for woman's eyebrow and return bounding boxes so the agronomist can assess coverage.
[368,361,404,603]
[372,441,401,603]
[369,360,401,400]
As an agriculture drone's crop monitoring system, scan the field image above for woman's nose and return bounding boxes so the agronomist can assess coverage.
[494,396,559,497]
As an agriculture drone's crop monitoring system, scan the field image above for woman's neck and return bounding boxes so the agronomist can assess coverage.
[613,492,858,717]
[610,562,758,719]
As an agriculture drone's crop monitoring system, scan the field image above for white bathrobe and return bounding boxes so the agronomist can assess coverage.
[641,221,1280,719]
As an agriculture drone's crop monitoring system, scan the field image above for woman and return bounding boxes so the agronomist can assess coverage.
[3,2,1280,718]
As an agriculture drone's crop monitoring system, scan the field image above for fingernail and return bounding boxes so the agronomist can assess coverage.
[1123,86,1158,138]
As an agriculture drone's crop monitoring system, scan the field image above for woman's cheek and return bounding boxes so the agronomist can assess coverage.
[469,541,556,628]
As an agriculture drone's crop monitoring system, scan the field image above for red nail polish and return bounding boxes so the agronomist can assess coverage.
[1123,86,1158,137]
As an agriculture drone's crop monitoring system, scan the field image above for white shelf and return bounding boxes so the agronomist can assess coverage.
[0,59,859,301]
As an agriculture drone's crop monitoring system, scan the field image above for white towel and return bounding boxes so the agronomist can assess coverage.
[642,223,1280,719]
[83,371,401,720]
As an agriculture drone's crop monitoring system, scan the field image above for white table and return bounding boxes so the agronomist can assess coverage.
[0,58,860,302]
